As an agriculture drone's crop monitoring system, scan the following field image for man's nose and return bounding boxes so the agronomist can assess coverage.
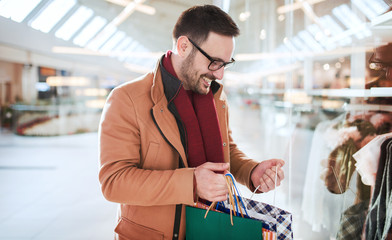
[212,67,225,80]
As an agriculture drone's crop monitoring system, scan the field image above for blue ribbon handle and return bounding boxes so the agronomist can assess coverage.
[224,173,249,218]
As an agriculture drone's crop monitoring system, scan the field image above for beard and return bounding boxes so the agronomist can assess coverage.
[179,51,215,95]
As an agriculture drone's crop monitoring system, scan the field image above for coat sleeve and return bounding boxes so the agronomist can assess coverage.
[228,126,259,192]
[98,86,195,206]
[218,94,258,191]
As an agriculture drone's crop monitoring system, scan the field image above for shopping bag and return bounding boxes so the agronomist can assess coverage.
[231,197,293,240]
[187,173,262,239]
[186,205,263,240]
[186,173,293,240]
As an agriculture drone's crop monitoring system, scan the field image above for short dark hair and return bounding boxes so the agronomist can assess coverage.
[173,5,240,45]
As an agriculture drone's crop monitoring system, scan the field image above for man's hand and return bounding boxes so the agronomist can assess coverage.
[251,159,285,193]
[194,162,230,202]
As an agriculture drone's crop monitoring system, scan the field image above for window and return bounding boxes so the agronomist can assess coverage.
[0,0,42,23]
[72,16,107,47]
[30,0,76,33]
[55,6,93,41]
[100,31,126,53]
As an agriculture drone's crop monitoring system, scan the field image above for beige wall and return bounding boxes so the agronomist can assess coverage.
[0,60,23,105]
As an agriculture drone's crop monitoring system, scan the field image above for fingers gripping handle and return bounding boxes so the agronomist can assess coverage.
[204,173,249,225]
[250,164,280,205]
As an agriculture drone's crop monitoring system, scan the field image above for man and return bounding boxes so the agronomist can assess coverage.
[99,4,285,240]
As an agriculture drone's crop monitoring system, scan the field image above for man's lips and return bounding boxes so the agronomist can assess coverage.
[202,76,214,87]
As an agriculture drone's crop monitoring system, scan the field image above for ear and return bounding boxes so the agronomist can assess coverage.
[176,36,191,58]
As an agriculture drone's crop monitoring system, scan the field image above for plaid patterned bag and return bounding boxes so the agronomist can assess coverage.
[219,197,293,240]
[187,173,293,240]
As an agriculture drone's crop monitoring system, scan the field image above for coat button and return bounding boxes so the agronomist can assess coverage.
[222,104,226,108]
[223,142,227,147]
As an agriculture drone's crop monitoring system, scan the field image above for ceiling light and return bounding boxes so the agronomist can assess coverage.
[291,36,309,51]
[298,30,323,51]
[112,0,146,26]
[55,6,93,41]
[105,0,156,15]
[86,24,117,51]
[29,0,76,33]
[0,0,42,23]
[300,0,321,25]
[277,0,326,14]
[46,76,90,86]
[72,16,107,47]
[106,0,131,6]
[332,4,371,40]
[314,32,323,41]
[352,0,378,20]
[239,11,251,22]
[323,29,331,36]
[364,0,390,17]
[278,14,285,21]
[134,4,156,15]
[100,31,126,52]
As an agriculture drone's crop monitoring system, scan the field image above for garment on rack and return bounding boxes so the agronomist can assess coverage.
[336,199,369,240]
[323,112,392,195]
[322,118,376,194]
[302,111,392,235]
[353,132,392,186]
[365,138,392,240]
[324,138,357,194]
[301,114,357,235]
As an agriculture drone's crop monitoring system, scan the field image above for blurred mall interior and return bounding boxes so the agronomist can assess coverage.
[1,0,392,239]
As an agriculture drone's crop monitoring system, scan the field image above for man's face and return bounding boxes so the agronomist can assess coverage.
[179,32,235,95]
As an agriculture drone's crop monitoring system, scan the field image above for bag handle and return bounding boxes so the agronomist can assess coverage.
[250,164,281,205]
[204,173,249,225]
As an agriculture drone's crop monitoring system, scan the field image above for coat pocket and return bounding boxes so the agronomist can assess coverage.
[115,217,164,240]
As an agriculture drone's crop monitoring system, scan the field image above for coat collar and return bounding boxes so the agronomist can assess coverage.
[150,58,164,105]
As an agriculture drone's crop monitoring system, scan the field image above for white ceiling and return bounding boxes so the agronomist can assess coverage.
[77,0,216,52]
[0,0,391,81]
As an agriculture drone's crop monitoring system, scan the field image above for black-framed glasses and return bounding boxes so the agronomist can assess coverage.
[188,38,235,71]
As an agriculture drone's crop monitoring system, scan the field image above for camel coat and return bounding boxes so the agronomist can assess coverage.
[99,59,259,240]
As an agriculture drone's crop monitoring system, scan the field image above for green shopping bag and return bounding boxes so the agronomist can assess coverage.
[186,205,263,240]
[186,173,264,240]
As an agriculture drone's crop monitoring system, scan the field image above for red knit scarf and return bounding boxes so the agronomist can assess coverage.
[163,51,225,167]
